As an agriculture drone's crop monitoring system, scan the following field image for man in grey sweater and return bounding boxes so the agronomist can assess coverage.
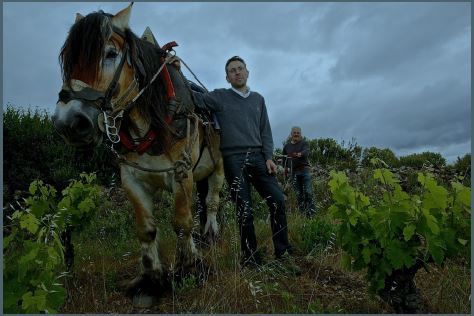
[193,56,298,271]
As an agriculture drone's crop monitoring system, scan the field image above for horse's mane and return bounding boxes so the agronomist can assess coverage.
[59,11,172,150]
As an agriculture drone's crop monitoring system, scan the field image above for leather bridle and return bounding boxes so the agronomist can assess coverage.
[58,32,131,113]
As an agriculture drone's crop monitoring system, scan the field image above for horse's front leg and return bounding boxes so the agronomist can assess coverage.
[121,169,164,306]
[172,176,201,269]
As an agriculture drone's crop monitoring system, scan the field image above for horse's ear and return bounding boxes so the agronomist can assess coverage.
[112,2,133,31]
[141,27,158,46]
[75,13,84,23]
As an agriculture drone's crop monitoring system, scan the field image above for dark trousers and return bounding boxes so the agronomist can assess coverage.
[291,171,316,216]
[223,152,292,259]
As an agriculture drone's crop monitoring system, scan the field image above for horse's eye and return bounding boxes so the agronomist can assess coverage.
[106,50,118,59]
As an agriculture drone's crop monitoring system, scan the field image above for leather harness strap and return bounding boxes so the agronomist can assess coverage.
[158,41,179,124]
[119,129,157,155]
[118,41,179,155]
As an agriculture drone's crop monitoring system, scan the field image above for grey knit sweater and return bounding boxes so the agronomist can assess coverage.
[282,140,311,172]
[194,88,274,160]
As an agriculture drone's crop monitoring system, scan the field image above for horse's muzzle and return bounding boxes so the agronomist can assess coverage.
[52,99,102,148]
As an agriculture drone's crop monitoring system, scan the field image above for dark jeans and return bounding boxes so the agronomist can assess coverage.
[291,170,316,216]
[223,152,292,259]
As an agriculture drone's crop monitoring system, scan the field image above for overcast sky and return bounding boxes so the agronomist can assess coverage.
[3,2,471,163]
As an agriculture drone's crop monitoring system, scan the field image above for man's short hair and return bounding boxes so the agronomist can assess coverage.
[225,56,246,74]
[291,126,302,132]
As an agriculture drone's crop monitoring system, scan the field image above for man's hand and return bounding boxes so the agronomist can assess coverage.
[266,159,277,174]
[288,152,301,158]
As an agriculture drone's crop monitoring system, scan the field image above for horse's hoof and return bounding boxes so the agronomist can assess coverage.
[123,273,170,303]
[171,257,212,287]
[133,292,157,308]
[206,232,218,246]
[199,231,218,249]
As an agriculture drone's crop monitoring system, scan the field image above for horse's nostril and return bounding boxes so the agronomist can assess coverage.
[71,114,93,136]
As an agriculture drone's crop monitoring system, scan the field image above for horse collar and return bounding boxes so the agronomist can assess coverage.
[119,128,158,155]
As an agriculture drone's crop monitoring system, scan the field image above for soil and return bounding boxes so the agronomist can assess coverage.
[61,251,397,314]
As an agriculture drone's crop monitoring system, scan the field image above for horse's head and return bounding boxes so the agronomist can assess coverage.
[53,3,138,148]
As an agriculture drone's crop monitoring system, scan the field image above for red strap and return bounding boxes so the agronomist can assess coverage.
[136,129,157,155]
[119,130,135,151]
[160,56,176,101]
[162,41,178,52]
[119,129,157,155]
[156,40,177,122]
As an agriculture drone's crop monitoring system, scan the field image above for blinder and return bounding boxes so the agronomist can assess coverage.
[57,40,130,113]
[58,87,105,104]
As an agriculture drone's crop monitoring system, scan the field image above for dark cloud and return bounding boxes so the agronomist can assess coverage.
[2,2,470,163]
[329,2,471,81]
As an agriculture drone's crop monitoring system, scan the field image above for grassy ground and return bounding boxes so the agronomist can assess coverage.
[60,188,471,314]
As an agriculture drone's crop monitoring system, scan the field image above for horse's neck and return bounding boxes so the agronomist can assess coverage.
[167,65,195,114]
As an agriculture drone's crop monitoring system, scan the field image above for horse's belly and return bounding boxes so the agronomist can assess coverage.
[120,154,175,192]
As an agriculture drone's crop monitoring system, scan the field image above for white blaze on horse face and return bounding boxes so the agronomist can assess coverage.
[99,42,123,87]
[55,99,83,122]
[67,79,92,91]
[111,2,133,31]
[95,37,137,104]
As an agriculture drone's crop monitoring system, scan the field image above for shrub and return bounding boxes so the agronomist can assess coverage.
[328,168,471,312]
[308,138,361,172]
[361,147,399,168]
[3,173,101,313]
[399,151,446,169]
[3,105,117,205]
[451,154,471,187]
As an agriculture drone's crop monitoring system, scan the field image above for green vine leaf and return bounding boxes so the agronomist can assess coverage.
[385,240,415,269]
[403,224,416,241]
[20,213,39,234]
[422,208,440,235]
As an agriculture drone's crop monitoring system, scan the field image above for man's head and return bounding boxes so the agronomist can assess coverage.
[225,56,249,90]
[290,126,302,143]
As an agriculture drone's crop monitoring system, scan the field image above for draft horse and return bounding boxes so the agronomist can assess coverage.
[52,3,224,307]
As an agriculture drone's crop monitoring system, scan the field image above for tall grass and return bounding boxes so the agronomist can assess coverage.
[59,182,470,314]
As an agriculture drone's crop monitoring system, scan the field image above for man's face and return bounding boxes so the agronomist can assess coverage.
[291,129,302,142]
[226,60,248,89]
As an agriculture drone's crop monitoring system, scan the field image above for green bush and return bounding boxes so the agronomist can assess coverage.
[3,105,117,205]
[361,147,399,168]
[399,151,446,169]
[308,138,361,172]
[451,154,471,187]
[329,168,471,295]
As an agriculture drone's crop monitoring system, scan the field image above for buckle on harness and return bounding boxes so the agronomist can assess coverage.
[102,111,123,143]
